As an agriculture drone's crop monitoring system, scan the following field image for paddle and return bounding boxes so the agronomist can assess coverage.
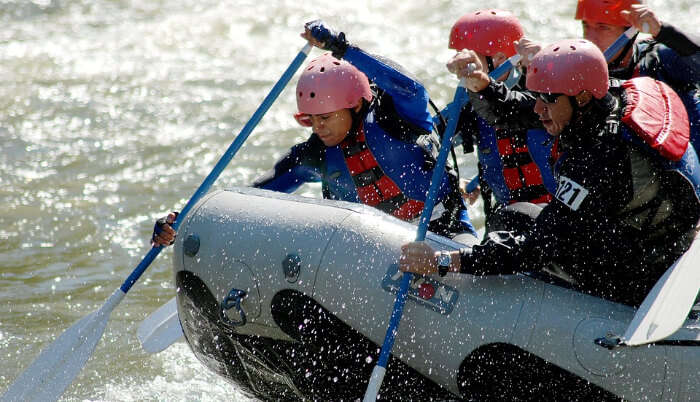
[1,42,313,402]
[137,296,183,353]
[602,27,638,61]
[362,54,522,402]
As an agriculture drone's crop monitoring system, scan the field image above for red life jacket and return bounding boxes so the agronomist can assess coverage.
[339,129,425,221]
[620,77,689,161]
[495,130,553,204]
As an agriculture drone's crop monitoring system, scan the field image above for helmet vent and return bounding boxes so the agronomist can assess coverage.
[309,92,315,98]
[333,61,340,65]
[553,47,560,52]
[570,45,577,51]
[320,67,325,73]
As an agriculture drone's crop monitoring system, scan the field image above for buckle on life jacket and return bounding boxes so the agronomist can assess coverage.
[606,120,620,136]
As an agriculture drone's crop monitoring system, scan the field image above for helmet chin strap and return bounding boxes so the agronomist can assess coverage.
[485,56,495,73]
[569,95,582,115]
[349,99,369,135]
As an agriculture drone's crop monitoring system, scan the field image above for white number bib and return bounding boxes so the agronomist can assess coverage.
[555,176,589,211]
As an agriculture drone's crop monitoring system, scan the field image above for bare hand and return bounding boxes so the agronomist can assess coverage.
[466,187,481,206]
[620,5,662,37]
[514,38,541,69]
[399,241,438,275]
[152,212,177,247]
[446,50,490,92]
[459,178,481,205]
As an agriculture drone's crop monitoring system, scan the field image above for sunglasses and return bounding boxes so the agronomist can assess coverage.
[537,92,563,104]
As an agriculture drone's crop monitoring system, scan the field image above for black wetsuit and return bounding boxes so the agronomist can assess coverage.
[458,86,700,306]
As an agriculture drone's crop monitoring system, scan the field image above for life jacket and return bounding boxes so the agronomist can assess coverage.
[615,77,700,202]
[323,119,453,222]
[627,41,700,155]
[475,116,555,206]
[337,128,424,220]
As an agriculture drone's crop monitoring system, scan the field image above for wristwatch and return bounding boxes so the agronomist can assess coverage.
[437,251,452,277]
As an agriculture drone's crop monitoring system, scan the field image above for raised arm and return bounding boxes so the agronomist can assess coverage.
[303,20,433,132]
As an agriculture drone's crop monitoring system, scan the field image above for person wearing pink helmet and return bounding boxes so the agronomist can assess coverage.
[400,38,700,308]
[152,20,478,248]
[441,9,557,235]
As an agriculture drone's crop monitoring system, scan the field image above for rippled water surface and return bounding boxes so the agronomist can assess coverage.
[0,0,696,400]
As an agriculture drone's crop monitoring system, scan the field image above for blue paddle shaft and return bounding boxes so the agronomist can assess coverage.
[374,56,519,369]
[603,27,638,61]
[120,43,313,294]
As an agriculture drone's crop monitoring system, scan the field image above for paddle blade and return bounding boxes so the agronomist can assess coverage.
[2,288,125,402]
[623,234,700,346]
[137,296,184,354]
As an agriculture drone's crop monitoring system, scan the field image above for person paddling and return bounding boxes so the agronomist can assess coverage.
[442,9,557,234]
[400,39,700,306]
[152,20,478,247]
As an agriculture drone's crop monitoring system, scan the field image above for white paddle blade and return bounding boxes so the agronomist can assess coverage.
[2,288,125,402]
[137,296,184,353]
[623,235,700,346]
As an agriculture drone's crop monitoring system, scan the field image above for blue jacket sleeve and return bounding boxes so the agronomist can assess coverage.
[252,135,324,193]
[343,46,433,132]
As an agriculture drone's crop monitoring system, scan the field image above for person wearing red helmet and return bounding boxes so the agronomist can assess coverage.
[400,39,700,306]
[152,20,478,248]
[574,0,700,152]
[442,9,557,234]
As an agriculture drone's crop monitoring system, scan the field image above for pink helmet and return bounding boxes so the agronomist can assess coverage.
[575,0,640,27]
[448,9,524,57]
[526,39,609,99]
[296,53,373,116]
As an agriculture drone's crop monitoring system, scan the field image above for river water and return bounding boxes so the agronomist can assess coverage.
[0,0,696,400]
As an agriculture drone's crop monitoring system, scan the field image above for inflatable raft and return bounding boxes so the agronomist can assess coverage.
[172,187,700,401]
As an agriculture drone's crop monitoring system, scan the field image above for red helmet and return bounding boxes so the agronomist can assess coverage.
[526,39,609,99]
[448,9,524,57]
[575,0,640,27]
[296,53,373,116]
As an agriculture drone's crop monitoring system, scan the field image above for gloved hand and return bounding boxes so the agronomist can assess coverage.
[152,211,179,247]
[303,20,349,59]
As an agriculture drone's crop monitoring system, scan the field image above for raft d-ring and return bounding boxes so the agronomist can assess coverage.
[220,288,248,327]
